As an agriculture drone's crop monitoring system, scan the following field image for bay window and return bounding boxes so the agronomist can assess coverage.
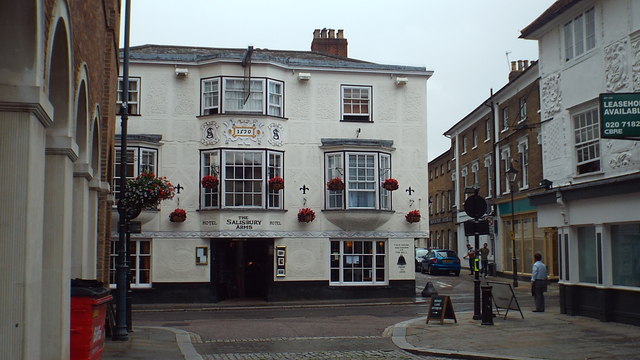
[201,149,283,209]
[113,146,158,201]
[200,76,284,117]
[324,151,392,210]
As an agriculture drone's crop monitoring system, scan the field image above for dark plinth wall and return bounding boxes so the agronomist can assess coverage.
[120,280,416,304]
[560,284,640,326]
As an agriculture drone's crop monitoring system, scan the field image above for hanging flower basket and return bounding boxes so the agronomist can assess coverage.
[405,209,421,223]
[297,208,316,223]
[201,175,219,189]
[123,172,175,210]
[269,176,285,191]
[382,178,399,191]
[326,177,345,191]
[169,208,187,223]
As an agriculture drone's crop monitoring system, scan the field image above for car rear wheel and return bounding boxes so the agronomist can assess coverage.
[454,271,460,276]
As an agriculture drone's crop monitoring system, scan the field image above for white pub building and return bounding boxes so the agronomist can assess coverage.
[113,29,432,303]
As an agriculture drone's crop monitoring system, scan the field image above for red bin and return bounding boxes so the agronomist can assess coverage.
[70,279,112,360]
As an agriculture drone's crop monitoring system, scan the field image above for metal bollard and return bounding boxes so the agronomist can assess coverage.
[481,285,493,325]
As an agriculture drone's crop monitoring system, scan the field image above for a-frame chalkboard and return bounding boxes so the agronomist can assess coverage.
[426,295,457,325]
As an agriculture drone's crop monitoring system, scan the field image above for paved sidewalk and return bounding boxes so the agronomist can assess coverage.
[103,285,640,360]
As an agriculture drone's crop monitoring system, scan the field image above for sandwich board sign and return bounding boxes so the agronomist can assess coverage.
[426,295,457,325]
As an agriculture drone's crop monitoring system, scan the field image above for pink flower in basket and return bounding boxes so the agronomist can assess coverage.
[326,177,345,191]
[169,208,187,223]
[405,209,421,223]
[201,175,219,189]
[297,208,316,223]
[269,176,284,191]
[382,178,399,191]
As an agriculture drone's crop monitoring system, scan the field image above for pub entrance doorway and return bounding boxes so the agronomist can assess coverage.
[212,239,271,301]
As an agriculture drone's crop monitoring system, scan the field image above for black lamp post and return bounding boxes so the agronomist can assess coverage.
[113,0,131,341]
[506,164,519,288]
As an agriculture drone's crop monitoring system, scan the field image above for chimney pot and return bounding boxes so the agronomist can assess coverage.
[313,29,321,38]
[337,29,344,39]
[524,60,529,68]
[518,60,523,71]
[511,61,517,71]
[328,29,335,38]
[321,28,328,38]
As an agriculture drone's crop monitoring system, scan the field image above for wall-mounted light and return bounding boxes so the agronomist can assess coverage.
[298,72,311,81]
[395,77,408,86]
[175,67,188,77]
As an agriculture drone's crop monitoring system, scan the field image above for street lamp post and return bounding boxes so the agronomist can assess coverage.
[507,164,519,288]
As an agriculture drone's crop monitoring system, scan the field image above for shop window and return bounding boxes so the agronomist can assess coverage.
[110,239,151,288]
[578,226,597,283]
[330,239,386,285]
[611,223,640,287]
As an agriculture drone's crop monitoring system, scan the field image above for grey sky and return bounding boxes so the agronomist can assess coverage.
[121,0,555,160]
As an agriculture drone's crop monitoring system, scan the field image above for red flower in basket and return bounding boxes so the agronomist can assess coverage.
[169,208,187,223]
[269,176,284,191]
[297,208,316,223]
[382,178,399,191]
[326,177,345,191]
[201,175,219,189]
[405,209,421,223]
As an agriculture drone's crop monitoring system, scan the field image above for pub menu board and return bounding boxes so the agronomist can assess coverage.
[426,295,457,325]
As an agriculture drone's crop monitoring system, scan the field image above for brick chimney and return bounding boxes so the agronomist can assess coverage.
[311,28,348,57]
[508,60,532,81]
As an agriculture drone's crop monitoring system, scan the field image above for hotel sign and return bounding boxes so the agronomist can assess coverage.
[600,93,640,139]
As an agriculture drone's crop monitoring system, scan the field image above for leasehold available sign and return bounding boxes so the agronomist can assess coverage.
[600,93,640,139]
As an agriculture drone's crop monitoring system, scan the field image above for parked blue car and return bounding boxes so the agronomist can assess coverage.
[420,249,461,276]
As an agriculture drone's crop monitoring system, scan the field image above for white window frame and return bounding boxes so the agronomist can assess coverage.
[110,239,151,289]
[462,135,468,154]
[341,85,372,122]
[471,161,479,188]
[330,239,387,285]
[500,146,511,194]
[267,80,283,117]
[461,166,468,188]
[519,97,527,123]
[517,138,529,189]
[324,151,391,210]
[200,76,284,117]
[484,155,493,198]
[200,149,283,209]
[564,7,595,62]
[113,146,158,202]
[117,77,140,115]
[472,128,478,149]
[573,107,601,175]
[201,78,220,115]
[435,194,440,213]
[502,107,509,132]
[485,118,491,142]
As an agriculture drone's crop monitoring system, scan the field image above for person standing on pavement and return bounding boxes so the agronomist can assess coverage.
[531,252,548,312]
[479,243,490,277]
[463,244,476,275]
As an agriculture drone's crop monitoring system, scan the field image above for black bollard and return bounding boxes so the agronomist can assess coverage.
[481,284,493,325]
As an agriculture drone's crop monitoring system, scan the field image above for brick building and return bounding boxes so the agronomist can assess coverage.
[444,60,553,279]
[427,149,456,252]
[0,1,120,358]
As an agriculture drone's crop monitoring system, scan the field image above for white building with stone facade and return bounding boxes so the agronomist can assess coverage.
[113,30,432,303]
[522,0,640,325]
